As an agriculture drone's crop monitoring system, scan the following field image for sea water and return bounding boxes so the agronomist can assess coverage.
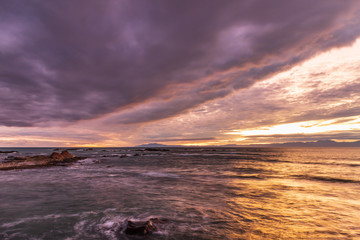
[0,147,359,239]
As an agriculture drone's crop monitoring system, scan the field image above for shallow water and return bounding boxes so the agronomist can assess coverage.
[1,147,360,239]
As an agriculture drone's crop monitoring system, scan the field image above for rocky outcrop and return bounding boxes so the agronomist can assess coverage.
[0,151,84,171]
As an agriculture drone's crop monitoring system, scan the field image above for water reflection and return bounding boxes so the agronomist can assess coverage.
[225,148,360,239]
[1,147,360,239]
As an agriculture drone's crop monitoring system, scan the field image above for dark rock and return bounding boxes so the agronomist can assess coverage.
[145,148,158,151]
[145,148,170,152]
[149,217,167,224]
[124,220,157,235]
[0,151,19,154]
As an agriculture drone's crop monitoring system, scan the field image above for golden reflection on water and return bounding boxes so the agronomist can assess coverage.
[224,151,360,239]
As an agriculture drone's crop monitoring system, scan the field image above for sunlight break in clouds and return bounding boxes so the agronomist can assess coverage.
[227,118,360,137]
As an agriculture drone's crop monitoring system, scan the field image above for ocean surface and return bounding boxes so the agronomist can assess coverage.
[0,147,359,239]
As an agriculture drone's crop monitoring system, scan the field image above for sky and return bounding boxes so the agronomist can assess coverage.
[1,0,360,147]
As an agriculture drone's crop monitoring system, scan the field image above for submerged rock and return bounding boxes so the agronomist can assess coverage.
[124,220,157,235]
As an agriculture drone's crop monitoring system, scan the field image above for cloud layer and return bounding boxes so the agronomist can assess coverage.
[1,0,360,129]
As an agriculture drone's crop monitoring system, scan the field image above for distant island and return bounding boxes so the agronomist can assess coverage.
[257,140,360,148]
[136,143,179,147]
[136,140,360,148]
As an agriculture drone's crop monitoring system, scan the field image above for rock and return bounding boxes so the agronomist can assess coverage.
[124,220,157,235]
[49,151,73,161]
[50,152,63,160]
[149,217,167,224]
[60,150,73,159]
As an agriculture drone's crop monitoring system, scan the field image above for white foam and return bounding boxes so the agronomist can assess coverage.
[1,211,97,228]
[77,158,99,164]
[141,171,179,178]
[107,174,118,177]
[95,215,128,239]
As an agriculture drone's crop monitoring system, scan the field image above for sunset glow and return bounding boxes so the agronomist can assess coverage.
[3,3,360,240]
[228,118,360,137]
[1,1,360,147]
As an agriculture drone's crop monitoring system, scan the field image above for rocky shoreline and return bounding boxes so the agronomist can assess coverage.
[0,150,84,171]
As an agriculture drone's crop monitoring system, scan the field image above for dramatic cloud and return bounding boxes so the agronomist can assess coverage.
[126,39,360,145]
[1,0,360,129]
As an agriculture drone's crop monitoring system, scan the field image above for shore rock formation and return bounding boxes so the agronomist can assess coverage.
[0,150,84,171]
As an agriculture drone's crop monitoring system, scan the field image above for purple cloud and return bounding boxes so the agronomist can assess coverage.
[1,0,360,127]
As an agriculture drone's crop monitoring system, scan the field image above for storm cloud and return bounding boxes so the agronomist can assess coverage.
[1,0,360,127]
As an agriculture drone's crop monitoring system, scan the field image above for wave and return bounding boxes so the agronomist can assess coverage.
[233,167,265,174]
[74,158,101,165]
[1,209,172,240]
[298,161,360,168]
[294,175,360,184]
[229,175,264,180]
[0,211,98,228]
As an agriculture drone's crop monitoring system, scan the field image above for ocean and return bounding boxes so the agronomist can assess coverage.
[0,147,359,239]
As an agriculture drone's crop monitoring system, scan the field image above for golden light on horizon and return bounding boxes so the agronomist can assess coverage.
[226,117,360,138]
